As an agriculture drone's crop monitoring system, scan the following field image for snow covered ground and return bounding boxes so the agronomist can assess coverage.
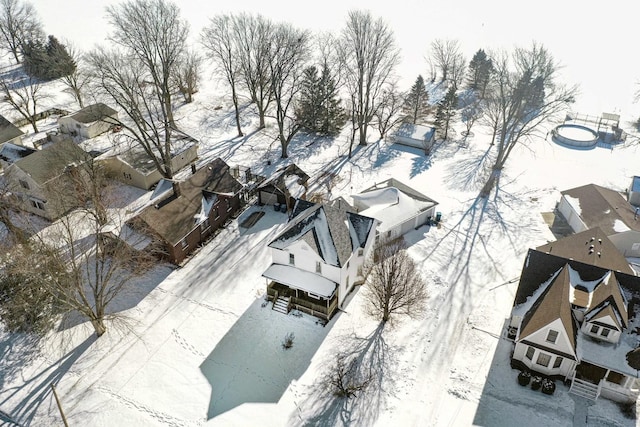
[2,1,640,426]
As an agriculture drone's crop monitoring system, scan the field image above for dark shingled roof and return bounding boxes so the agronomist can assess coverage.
[136,158,242,246]
[13,139,90,185]
[536,227,634,275]
[561,184,640,234]
[68,103,117,124]
[585,271,628,329]
[269,198,375,267]
[257,163,309,195]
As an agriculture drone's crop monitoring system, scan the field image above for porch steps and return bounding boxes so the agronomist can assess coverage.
[570,378,599,400]
[272,296,290,315]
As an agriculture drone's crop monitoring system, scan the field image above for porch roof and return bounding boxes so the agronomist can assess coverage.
[262,264,337,298]
[577,333,640,378]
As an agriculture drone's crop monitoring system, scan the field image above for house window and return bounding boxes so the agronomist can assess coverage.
[289,253,295,265]
[607,370,625,385]
[590,324,600,334]
[601,328,610,338]
[536,353,551,367]
[546,330,558,344]
[315,261,321,273]
[180,239,188,250]
[358,248,364,257]
[386,230,392,238]
[19,179,29,189]
[123,172,132,180]
[553,356,563,369]
[525,346,534,360]
[29,199,45,210]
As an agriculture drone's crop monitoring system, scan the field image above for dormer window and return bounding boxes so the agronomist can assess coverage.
[601,328,610,338]
[316,261,321,273]
[289,253,295,265]
[590,324,600,334]
[546,330,558,344]
[358,248,364,257]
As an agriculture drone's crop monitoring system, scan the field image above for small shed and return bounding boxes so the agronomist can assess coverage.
[0,114,24,149]
[257,164,309,210]
[58,103,118,139]
[392,123,436,153]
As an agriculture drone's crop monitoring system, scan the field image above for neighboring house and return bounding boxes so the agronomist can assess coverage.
[628,176,640,207]
[4,139,91,220]
[392,123,436,153]
[0,143,35,170]
[557,183,640,257]
[0,114,24,150]
[257,163,309,210]
[129,158,243,264]
[58,103,118,139]
[262,197,378,321]
[509,228,640,403]
[352,178,438,243]
[98,140,198,190]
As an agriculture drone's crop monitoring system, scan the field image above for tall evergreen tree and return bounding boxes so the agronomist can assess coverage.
[296,64,345,136]
[435,85,457,140]
[466,49,493,98]
[403,75,429,124]
[22,35,75,80]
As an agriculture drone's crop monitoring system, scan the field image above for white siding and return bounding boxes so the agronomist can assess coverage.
[608,231,640,258]
[558,196,587,233]
[581,317,621,344]
[521,318,576,358]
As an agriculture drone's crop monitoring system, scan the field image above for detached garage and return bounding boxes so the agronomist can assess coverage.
[352,178,438,243]
[257,164,309,211]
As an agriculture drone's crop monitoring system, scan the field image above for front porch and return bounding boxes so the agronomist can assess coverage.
[570,360,640,402]
[266,281,339,321]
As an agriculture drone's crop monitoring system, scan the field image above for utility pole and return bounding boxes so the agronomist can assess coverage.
[50,383,69,427]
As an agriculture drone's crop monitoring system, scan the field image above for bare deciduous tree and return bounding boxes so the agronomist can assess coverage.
[88,49,176,179]
[61,41,91,108]
[363,239,427,322]
[201,14,244,137]
[174,48,201,104]
[106,0,188,128]
[1,155,155,337]
[480,44,577,196]
[268,23,310,158]
[428,39,464,85]
[340,10,400,146]
[233,13,273,130]
[374,82,404,140]
[0,73,47,133]
[0,0,42,63]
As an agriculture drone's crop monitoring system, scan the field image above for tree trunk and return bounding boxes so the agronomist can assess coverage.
[232,86,243,137]
[91,318,107,337]
[358,125,367,146]
[480,168,500,197]
[30,120,38,133]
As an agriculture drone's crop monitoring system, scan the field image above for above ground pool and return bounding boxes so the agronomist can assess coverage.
[553,123,599,148]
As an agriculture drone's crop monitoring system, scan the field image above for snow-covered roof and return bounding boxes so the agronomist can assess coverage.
[262,264,337,298]
[394,122,436,142]
[352,178,437,233]
[269,199,375,267]
[0,143,35,166]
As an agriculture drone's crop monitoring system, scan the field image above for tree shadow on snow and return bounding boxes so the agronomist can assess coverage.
[199,298,335,420]
[291,323,395,427]
[0,335,95,426]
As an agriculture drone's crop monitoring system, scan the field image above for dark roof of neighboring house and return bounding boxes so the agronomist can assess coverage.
[68,103,117,124]
[0,143,36,165]
[269,198,375,267]
[0,114,24,144]
[518,265,578,354]
[136,158,242,246]
[561,184,640,234]
[536,227,634,275]
[13,139,90,185]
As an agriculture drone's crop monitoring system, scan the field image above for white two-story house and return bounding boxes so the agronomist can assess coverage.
[263,198,378,321]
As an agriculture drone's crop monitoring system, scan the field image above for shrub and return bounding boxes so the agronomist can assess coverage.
[541,378,556,395]
[517,370,531,386]
[531,376,542,391]
[282,332,295,349]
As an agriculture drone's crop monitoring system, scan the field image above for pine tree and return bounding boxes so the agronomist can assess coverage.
[435,85,457,140]
[296,64,345,136]
[403,75,429,124]
[466,49,493,98]
[22,35,75,80]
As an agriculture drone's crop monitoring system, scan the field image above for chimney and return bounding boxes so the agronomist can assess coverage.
[191,163,197,174]
[172,181,181,197]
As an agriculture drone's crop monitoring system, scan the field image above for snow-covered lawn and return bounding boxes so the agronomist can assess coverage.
[3,1,640,426]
